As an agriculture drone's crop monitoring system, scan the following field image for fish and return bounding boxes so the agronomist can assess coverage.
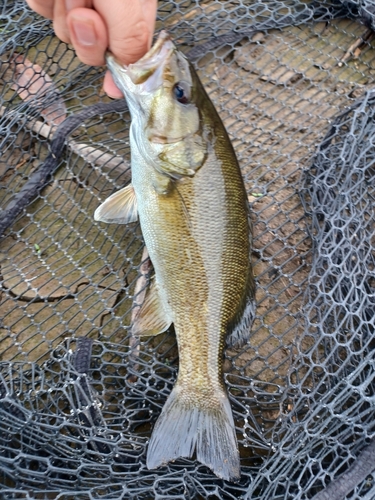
[94,31,256,482]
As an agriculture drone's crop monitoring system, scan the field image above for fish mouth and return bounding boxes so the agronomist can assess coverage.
[106,31,175,89]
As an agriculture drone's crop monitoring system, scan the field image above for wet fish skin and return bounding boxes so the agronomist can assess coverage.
[95,31,255,481]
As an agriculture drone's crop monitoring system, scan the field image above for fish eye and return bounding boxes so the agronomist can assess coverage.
[173,82,190,104]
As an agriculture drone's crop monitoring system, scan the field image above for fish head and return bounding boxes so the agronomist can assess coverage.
[106,31,207,180]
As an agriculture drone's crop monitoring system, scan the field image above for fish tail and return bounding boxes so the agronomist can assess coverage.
[146,384,240,481]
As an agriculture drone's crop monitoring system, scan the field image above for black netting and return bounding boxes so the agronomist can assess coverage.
[1,0,375,498]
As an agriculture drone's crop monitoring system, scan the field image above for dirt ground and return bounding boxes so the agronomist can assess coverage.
[1,14,375,403]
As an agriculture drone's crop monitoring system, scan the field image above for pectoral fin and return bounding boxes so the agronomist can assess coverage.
[94,184,138,224]
[132,279,172,336]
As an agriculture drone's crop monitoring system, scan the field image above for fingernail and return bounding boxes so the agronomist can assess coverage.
[105,89,124,99]
[71,17,96,46]
[103,73,124,98]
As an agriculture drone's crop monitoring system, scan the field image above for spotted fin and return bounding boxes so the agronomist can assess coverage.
[94,184,138,224]
[132,279,172,336]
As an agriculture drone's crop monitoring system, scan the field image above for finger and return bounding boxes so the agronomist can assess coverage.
[53,0,92,45]
[93,0,157,65]
[67,8,108,66]
[103,71,124,98]
[52,0,71,43]
[26,0,54,19]
[139,0,158,49]
[65,0,91,9]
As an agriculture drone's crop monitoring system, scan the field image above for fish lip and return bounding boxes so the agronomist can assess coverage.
[134,30,172,66]
[105,30,175,85]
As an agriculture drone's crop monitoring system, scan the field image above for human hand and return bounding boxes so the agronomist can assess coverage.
[25,0,157,97]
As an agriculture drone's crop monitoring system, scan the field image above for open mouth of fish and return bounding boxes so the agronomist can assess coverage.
[106,31,175,89]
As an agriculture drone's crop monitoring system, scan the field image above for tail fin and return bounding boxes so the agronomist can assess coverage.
[146,385,240,481]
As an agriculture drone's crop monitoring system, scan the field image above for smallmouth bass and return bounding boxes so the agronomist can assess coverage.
[95,31,256,481]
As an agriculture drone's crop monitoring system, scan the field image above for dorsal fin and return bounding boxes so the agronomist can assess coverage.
[226,269,256,348]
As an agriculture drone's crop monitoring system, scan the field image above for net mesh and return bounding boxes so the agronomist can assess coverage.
[1,1,375,498]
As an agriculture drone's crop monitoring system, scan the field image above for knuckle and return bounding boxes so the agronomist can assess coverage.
[53,21,71,44]
[74,48,105,67]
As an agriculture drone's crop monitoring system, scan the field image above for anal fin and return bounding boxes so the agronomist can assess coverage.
[94,184,138,224]
[132,279,172,336]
